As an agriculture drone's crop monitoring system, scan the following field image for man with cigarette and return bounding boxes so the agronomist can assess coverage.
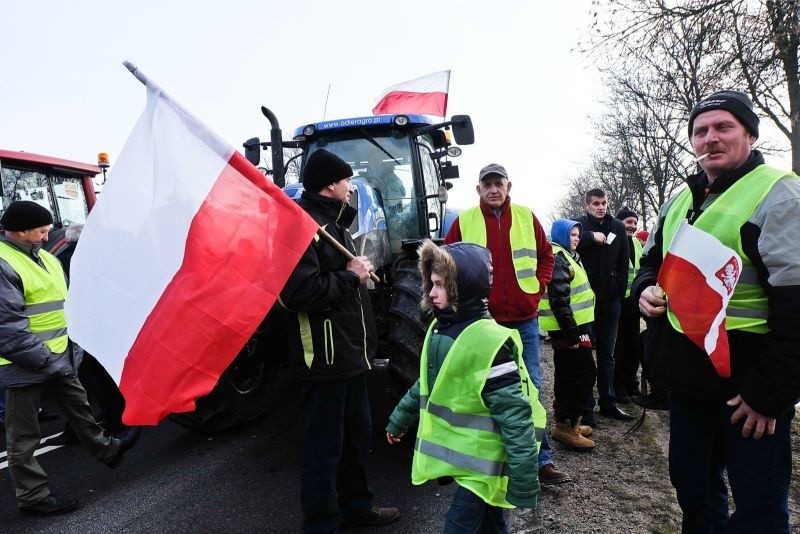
[633,90,800,532]
[576,190,633,423]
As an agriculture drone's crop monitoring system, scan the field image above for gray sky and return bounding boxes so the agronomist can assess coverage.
[0,0,599,217]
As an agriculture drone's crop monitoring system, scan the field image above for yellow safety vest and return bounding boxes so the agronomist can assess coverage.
[411,319,546,508]
[625,237,643,298]
[661,165,798,334]
[0,242,69,365]
[459,205,540,294]
[538,245,595,331]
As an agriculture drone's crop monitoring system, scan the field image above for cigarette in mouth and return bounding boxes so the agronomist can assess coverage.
[695,153,710,162]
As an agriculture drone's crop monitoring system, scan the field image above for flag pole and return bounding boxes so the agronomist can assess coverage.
[316,227,380,283]
[124,61,377,284]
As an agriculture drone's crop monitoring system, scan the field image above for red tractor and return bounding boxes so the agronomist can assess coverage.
[0,149,104,254]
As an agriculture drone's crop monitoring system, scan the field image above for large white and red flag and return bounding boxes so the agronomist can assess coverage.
[65,62,319,425]
[372,70,450,117]
[657,221,741,377]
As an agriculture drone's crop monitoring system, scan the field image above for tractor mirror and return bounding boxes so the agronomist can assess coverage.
[450,115,474,145]
[243,138,262,166]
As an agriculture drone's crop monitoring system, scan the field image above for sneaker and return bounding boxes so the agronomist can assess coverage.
[538,463,572,485]
[341,506,399,527]
[19,494,79,517]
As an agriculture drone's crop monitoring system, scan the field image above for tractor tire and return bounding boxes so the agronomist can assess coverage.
[170,330,279,433]
[385,258,429,399]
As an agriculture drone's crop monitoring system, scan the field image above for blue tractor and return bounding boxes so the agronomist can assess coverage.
[171,109,473,431]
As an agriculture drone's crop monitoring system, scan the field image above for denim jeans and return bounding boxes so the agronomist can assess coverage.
[499,318,552,468]
[444,485,508,534]
[668,391,793,533]
[584,298,621,413]
[301,373,374,533]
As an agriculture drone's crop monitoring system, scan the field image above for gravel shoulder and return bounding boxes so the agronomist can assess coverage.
[506,340,800,533]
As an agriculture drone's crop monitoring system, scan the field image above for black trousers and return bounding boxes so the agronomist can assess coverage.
[300,373,374,533]
[553,345,596,423]
[614,297,642,395]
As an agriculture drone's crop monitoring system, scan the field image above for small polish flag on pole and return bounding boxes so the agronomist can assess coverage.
[65,61,319,425]
[372,70,451,117]
[657,221,742,378]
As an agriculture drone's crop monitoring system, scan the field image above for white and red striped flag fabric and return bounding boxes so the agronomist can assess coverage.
[65,62,319,425]
[372,70,450,117]
[657,221,741,378]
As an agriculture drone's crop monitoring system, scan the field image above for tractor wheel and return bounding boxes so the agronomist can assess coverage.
[170,330,278,433]
[385,258,429,399]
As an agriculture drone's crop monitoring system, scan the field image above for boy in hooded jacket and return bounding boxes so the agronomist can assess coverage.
[539,219,597,450]
[386,240,544,533]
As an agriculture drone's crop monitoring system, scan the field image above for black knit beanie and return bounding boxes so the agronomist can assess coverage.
[1,201,54,231]
[301,149,353,191]
[688,90,759,138]
[616,206,638,221]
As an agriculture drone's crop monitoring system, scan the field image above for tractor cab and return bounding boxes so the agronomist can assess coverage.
[292,113,472,256]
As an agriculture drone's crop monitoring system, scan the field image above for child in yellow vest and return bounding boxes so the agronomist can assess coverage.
[540,218,597,450]
[386,240,543,533]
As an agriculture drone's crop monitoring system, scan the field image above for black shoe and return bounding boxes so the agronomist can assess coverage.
[632,393,669,411]
[106,426,142,469]
[341,506,400,528]
[599,406,635,421]
[617,394,633,404]
[20,494,79,517]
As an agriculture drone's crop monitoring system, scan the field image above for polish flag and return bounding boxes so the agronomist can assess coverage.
[65,63,319,425]
[657,221,741,378]
[372,70,450,117]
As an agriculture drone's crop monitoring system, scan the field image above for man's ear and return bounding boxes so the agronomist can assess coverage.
[506,181,512,194]
[475,183,482,195]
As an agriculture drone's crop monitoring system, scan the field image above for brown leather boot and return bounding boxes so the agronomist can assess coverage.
[578,419,593,437]
[552,419,596,450]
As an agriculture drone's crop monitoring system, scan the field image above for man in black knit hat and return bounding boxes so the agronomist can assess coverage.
[634,90,800,532]
[280,149,399,532]
[612,206,643,404]
[0,201,139,517]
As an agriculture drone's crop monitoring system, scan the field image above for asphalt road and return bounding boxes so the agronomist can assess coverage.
[0,367,456,533]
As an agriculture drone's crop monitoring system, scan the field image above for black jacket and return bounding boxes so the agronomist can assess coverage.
[546,249,593,348]
[576,213,629,302]
[280,191,377,382]
[631,151,800,417]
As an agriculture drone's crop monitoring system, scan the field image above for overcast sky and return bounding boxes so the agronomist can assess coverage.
[0,1,600,219]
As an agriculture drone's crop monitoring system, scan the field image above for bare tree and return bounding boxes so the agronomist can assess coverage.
[586,0,800,171]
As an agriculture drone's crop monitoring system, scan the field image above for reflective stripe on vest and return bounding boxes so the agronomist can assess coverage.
[0,242,69,366]
[411,319,547,508]
[661,165,797,333]
[459,205,540,294]
[539,246,595,331]
[625,237,642,298]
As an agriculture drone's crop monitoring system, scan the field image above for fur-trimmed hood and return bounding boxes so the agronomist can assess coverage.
[418,239,492,321]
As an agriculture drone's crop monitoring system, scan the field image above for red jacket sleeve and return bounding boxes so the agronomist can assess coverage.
[532,212,554,291]
[443,217,462,244]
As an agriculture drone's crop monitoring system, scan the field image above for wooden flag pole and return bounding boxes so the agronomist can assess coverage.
[316,227,380,283]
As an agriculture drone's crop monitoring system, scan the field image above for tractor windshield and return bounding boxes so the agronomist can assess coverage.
[0,166,88,227]
[306,132,420,253]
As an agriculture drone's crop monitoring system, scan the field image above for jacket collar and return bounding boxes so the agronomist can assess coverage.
[0,234,42,258]
[300,190,357,227]
[479,196,511,217]
[686,150,765,197]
